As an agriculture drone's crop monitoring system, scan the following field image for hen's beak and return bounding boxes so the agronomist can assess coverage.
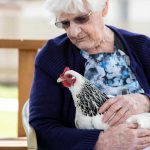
[57,77,64,83]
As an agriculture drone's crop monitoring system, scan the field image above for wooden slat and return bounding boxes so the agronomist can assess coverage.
[0,39,46,49]
[18,49,38,137]
[0,39,46,140]
[0,137,27,150]
[0,148,26,150]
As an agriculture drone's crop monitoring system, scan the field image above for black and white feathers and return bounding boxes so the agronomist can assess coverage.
[57,68,109,129]
[57,68,150,132]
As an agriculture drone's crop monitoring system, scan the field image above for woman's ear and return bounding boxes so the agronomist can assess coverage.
[102,0,109,17]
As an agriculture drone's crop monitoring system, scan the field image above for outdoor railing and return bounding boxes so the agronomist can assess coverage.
[0,39,47,149]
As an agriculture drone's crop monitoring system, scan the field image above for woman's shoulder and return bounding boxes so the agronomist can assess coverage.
[35,33,71,65]
[33,33,82,78]
[109,25,150,50]
[48,33,70,47]
[39,33,69,54]
[109,25,149,39]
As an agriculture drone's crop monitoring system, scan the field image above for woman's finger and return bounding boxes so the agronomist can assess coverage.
[136,143,150,150]
[138,136,150,145]
[137,129,150,137]
[108,105,129,126]
[102,100,124,123]
[99,97,118,113]
[116,110,132,125]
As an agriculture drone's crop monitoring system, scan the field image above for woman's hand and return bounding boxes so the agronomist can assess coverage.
[94,123,150,150]
[99,93,150,126]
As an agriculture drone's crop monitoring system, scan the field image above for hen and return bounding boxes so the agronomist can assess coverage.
[57,67,150,132]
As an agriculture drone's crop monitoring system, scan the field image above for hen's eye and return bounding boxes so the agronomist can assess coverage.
[66,74,73,78]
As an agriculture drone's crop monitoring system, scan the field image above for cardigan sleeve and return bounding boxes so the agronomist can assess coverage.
[29,64,100,150]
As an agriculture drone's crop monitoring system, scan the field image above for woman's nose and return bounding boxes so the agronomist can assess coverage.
[67,22,81,38]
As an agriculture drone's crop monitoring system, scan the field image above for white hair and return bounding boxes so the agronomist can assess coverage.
[44,0,106,22]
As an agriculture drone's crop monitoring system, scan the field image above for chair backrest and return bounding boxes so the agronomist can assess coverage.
[22,100,38,150]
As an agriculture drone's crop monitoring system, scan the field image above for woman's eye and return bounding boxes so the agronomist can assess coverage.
[62,21,69,25]
[75,16,89,23]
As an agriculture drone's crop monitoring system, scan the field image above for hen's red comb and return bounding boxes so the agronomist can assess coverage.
[64,67,70,72]
[60,67,71,78]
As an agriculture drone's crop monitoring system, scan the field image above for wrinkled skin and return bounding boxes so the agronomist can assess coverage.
[58,0,114,55]
[94,123,150,150]
[95,93,150,150]
[99,94,150,126]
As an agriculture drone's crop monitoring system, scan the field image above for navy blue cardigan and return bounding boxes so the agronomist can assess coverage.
[29,26,150,150]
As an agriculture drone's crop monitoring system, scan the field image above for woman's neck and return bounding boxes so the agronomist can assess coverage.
[88,26,115,54]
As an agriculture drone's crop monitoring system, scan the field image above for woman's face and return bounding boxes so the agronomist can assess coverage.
[57,7,108,53]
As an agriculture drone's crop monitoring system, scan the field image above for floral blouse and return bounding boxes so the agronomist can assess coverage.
[81,47,144,96]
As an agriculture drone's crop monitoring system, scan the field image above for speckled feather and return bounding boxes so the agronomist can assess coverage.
[76,80,109,117]
[58,69,150,132]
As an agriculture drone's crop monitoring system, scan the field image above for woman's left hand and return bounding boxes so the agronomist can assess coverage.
[99,93,150,126]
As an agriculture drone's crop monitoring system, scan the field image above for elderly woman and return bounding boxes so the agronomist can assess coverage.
[29,0,150,149]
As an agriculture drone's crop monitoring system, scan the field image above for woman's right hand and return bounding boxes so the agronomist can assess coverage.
[94,123,150,150]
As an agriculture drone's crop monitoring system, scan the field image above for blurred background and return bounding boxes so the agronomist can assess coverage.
[0,0,150,138]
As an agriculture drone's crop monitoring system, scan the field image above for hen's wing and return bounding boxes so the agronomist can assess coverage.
[76,80,109,116]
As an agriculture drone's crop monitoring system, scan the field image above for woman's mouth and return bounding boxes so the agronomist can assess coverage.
[77,37,86,42]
